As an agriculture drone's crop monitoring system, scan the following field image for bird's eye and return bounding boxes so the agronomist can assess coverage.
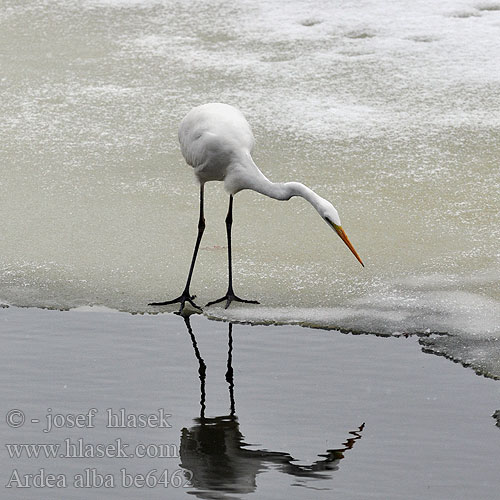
[324,216,334,226]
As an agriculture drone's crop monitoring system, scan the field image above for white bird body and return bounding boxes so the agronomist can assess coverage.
[179,103,255,183]
[150,103,363,312]
[179,103,255,188]
[178,103,339,223]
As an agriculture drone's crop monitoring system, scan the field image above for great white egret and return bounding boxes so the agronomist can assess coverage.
[150,103,363,312]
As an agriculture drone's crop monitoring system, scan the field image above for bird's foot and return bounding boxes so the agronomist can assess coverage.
[149,293,202,315]
[206,291,259,310]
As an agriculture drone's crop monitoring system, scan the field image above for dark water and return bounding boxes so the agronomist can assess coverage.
[1,307,499,499]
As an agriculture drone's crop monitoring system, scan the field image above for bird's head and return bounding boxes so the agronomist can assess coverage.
[322,204,364,267]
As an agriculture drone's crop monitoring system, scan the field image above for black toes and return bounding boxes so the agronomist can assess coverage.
[149,293,202,313]
[206,293,259,309]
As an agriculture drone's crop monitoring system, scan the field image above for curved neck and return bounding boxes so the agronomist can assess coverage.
[225,155,327,216]
[249,174,325,213]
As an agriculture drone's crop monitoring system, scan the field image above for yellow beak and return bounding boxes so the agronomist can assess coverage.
[331,223,364,267]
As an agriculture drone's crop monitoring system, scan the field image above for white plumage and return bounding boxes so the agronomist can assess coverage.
[150,103,363,313]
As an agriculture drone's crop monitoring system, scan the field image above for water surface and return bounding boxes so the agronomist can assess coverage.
[1,307,499,499]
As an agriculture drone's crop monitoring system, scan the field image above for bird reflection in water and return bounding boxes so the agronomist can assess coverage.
[179,317,365,498]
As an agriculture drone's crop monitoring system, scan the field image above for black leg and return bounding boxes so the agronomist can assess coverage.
[206,195,259,309]
[149,184,205,313]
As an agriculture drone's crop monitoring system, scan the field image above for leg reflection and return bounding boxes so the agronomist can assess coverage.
[179,318,365,496]
[226,323,235,417]
[184,316,206,419]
